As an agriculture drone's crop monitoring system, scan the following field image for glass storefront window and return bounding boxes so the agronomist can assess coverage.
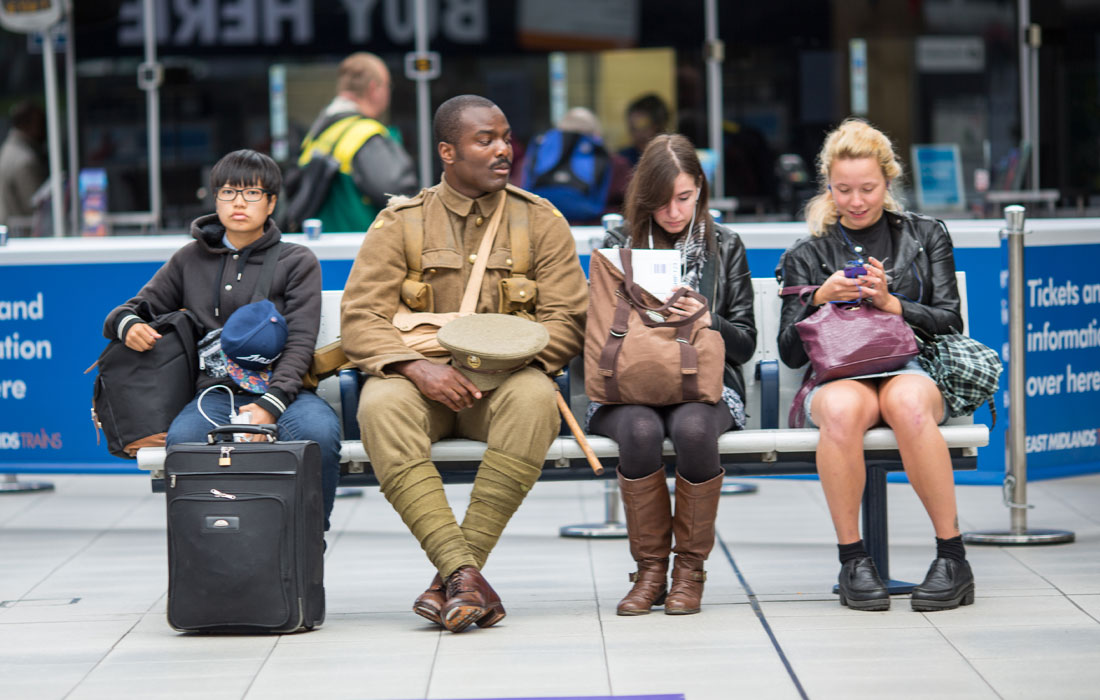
[2,1,1099,235]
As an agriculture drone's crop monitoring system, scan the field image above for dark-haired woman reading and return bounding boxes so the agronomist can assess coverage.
[592,134,756,616]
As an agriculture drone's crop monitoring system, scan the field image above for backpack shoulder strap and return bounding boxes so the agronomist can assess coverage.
[554,130,582,170]
[331,118,388,174]
[298,115,362,167]
[251,242,286,302]
[529,130,581,190]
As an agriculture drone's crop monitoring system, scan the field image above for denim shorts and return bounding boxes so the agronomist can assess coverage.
[803,358,949,429]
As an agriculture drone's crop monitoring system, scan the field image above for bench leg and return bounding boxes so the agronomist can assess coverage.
[830,466,915,595]
[559,479,629,539]
[720,479,759,495]
[861,465,914,595]
[0,473,55,494]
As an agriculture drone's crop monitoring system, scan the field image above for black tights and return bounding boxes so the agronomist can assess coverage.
[589,402,733,483]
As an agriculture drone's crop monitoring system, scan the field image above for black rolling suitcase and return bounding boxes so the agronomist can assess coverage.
[164,424,325,633]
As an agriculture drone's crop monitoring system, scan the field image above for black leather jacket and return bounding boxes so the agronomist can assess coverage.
[603,222,758,398]
[774,210,963,369]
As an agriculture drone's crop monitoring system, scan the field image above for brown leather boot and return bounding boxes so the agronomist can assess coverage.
[665,470,724,615]
[616,467,673,616]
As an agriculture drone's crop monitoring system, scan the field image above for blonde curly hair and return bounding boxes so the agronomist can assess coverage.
[803,118,905,237]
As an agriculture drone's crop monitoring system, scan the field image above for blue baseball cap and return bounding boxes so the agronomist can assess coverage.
[221,300,288,393]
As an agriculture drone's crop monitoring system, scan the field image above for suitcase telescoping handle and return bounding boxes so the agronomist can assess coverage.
[207,424,278,443]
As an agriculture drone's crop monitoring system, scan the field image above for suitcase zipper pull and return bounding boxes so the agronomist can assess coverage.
[170,474,176,488]
[219,445,234,467]
[210,488,237,500]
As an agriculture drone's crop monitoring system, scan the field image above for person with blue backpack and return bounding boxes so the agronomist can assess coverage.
[521,107,626,224]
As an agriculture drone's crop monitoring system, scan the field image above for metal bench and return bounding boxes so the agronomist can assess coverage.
[137,274,988,592]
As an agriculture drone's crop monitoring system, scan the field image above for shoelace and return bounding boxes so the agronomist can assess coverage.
[447,570,475,596]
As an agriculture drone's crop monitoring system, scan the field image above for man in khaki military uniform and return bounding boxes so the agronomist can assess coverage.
[340,95,587,633]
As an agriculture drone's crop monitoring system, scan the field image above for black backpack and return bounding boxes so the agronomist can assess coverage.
[89,243,285,458]
[89,303,201,458]
[279,117,366,233]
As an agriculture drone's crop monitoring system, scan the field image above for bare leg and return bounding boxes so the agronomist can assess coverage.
[810,379,881,544]
[878,375,959,539]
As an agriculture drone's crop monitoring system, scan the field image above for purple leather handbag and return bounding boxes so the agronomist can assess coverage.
[782,286,918,427]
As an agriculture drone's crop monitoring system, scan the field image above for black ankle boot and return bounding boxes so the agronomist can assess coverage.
[911,558,975,611]
[837,557,890,611]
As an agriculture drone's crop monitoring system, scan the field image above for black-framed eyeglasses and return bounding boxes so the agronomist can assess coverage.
[216,187,273,202]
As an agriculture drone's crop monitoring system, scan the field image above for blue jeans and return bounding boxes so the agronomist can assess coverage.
[166,387,341,531]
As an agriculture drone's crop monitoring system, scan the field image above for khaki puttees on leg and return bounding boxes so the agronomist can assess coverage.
[377,458,477,579]
[461,448,543,569]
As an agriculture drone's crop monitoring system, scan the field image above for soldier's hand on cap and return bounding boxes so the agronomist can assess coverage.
[124,323,162,352]
[397,359,483,411]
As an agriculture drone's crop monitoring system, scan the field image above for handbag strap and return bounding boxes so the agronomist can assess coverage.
[788,367,817,428]
[620,248,671,311]
[596,296,632,403]
[780,284,820,306]
[780,284,822,426]
[458,191,507,314]
[619,248,708,326]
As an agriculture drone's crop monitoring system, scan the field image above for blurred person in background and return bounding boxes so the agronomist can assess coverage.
[0,100,47,233]
[521,107,629,224]
[619,94,670,168]
[289,52,418,233]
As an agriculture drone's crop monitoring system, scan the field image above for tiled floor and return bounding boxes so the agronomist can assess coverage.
[1,471,1097,700]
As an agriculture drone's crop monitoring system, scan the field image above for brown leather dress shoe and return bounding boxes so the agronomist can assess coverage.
[441,566,505,633]
[412,573,445,626]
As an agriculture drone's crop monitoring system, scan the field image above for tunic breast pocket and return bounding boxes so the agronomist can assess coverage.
[488,249,538,315]
[403,249,463,311]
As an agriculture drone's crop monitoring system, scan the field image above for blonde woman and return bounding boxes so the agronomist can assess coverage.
[775,119,974,612]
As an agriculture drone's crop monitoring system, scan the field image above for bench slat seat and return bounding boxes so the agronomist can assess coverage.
[138,423,987,480]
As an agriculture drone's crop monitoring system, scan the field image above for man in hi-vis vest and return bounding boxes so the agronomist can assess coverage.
[297,52,418,233]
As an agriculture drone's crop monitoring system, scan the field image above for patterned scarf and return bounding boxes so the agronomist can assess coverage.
[672,218,709,293]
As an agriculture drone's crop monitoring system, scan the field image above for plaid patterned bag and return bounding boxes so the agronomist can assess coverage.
[916,332,1003,425]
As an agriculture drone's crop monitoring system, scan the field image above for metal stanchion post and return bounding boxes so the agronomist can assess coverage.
[964,205,1074,546]
[559,479,629,539]
[0,473,55,494]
